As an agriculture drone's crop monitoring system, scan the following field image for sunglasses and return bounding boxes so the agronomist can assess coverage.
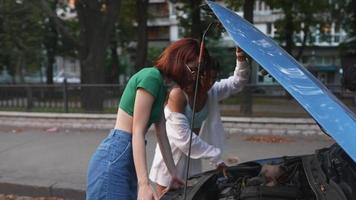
[185,63,204,76]
[185,63,218,83]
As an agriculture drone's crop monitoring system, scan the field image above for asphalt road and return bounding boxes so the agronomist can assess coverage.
[0,125,334,195]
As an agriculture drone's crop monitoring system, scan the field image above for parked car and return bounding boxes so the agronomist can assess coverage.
[162,2,356,200]
[53,71,80,84]
[24,71,46,83]
[0,69,13,84]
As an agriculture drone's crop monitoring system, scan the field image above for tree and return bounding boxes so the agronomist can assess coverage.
[0,0,45,83]
[106,0,136,83]
[41,0,80,85]
[330,0,356,37]
[175,0,204,39]
[75,0,121,111]
[39,0,121,111]
[105,26,120,83]
[347,0,356,37]
[134,0,149,70]
[226,0,254,116]
[42,0,58,85]
[240,0,254,116]
[263,0,329,59]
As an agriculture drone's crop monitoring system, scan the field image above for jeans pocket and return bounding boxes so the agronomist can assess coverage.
[96,136,112,152]
[109,139,131,165]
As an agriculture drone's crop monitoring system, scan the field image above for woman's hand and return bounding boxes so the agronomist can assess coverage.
[159,175,184,198]
[137,182,159,200]
[216,162,229,177]
[169,174,184,189]
[236,47,246,62]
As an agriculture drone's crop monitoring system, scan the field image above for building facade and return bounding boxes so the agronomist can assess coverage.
[147,0,347,86]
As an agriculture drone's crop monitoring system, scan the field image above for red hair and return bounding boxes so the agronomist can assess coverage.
[155,38,211,89]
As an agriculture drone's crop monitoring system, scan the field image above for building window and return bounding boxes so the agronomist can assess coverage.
[148,26,170,41]
[148,3,169,18]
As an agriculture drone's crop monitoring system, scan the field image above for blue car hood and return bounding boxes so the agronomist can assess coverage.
[207,1,356,162]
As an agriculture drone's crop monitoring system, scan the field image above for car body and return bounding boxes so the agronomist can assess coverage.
[0,69,12,84]
[162,1,356,200]
[53,71,80,84]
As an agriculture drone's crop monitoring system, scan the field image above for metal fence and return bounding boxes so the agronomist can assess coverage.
[0,83,354,114]
[0,83,124,113]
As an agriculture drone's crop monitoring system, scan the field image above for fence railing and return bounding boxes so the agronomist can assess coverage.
[0,83,124,113]
[0,83,354,114]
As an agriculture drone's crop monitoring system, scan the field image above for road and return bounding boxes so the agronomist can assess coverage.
[0,125,334,198]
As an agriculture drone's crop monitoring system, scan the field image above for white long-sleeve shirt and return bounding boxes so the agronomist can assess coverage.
[149,60,250,187]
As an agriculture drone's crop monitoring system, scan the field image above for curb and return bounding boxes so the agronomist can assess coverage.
[0,111,316,122]
[0,111,116,119]
[0,111,322,135]
[0,182,85,200]
[221,116,316,124]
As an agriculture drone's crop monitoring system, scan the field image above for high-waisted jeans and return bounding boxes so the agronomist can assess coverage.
[86,129,137,200]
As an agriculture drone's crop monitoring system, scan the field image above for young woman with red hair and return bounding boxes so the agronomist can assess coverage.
[86,38,211,200]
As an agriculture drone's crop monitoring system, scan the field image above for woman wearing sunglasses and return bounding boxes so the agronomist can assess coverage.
[149,47,250,196]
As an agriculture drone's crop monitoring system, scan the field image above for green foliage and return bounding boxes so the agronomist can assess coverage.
[0,0,78,82]
[175,1,198,38]
[206,40,236,78]
[330,0,356,37]
[263,0,330,57]
[146,47,163,67]
[0,0,45,76]
[116,0,136,48]
[54,18,79,58]
[224,0,244,10]
[175,0,212,39]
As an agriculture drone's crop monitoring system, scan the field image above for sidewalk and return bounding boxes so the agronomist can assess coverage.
[0,113,334,199]
[0,111,324,136]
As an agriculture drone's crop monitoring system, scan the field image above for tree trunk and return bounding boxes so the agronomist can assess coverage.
[240,0,254,116]
[15,56,25,83]
[44,0,58,85]
[107,33,120,83]
[134,0,149,71]
[243,0,254,24]
[284,12,294,55]
[352,0,356,36]
[46,52,55,84]
[45,25,57,85]
[190,0,202,40]
[75,0,120,112]
[296,26,309,61]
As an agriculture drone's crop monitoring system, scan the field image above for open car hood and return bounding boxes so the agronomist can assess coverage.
[207,1,356,162]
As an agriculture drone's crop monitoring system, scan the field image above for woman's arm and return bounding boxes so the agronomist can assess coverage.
[154,116,176,175]
[165,108,222,163]
[213,48,250,101]
[165,88,222,164]
[132,88,158,200]
[154,115,184,189]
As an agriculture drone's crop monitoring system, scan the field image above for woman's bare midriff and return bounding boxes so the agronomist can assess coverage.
[114,108,133,134]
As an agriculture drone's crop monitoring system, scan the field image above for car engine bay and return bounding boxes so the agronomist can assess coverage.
[216,158,315,200]
[162,144,355,200]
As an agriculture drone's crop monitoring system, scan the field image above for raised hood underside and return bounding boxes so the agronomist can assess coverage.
[207,1,356,162]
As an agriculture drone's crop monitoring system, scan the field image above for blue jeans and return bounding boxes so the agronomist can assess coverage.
[86,129,137,200]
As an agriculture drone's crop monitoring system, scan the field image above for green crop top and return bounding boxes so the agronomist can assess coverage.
[119,67,167,126]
